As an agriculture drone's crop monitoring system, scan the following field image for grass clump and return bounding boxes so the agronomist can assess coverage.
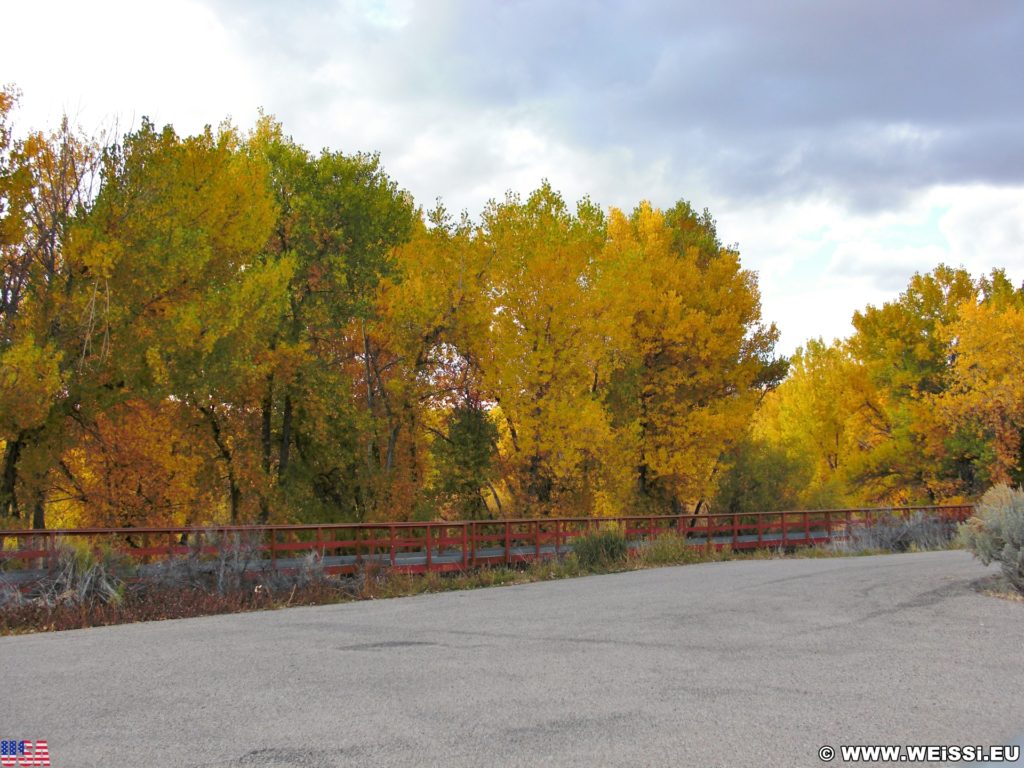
[0,540,135,611]
[571,530,628,570]
[960,484,1024,595]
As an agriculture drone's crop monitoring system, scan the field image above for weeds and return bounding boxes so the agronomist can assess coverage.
[572,531,628,570]
[0,512,979,635]
[833,512,958,554]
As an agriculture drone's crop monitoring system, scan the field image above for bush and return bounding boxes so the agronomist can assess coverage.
[145,530,263,595]
[571,530,628,570]
[960,484,1024,595]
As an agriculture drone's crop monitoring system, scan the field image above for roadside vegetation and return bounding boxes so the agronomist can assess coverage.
[959,484,1024,599]
[1,517,964,635]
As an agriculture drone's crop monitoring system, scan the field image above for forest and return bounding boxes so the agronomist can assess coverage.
[2,85,1022,531]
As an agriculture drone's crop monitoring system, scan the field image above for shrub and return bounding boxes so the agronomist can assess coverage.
[959,484,1024,595]
[571,530,628,570]
[144,529,263,595]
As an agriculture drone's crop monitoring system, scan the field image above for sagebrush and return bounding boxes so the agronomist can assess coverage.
[959,484,1024,595]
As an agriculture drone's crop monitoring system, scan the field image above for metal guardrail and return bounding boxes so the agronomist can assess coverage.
[0,505,975,581]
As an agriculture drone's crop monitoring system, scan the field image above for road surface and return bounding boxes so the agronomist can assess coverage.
[2,550,1022,767]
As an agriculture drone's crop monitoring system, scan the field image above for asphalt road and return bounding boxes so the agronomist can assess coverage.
[2,550,1022,767]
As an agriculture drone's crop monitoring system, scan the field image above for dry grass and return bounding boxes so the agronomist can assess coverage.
[0,531,971,635]
[974,575,1024,604]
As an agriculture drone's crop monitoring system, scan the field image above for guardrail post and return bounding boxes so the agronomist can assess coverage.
[534,521,541,560]
[462,524,468,569]
[757,513,763,548]
[505,522,511,565]
[781,512,787,546]
[269,529,277,571]
[803,511,810,544]
[425,525,433,571]
[732,513,738,548]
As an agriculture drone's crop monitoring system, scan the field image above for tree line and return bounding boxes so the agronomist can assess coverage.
[714,266,1024,513]
[2,86,1018,530]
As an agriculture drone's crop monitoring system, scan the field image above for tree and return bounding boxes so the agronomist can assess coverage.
[475,183,614,515]
[0,90,100,528]
[847,265,976,502]
[62,119,282,524]
[752,339,874,508]
[931,293,1024,491]
[248,118,416,522]
[604,202,783,515]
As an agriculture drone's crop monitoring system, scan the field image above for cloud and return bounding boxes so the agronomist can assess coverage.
[198,0,1024,210]
[3,0,1022,354]
[1,0,260,136]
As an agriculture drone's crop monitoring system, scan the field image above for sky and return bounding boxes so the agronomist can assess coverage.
[2,0,1022,354]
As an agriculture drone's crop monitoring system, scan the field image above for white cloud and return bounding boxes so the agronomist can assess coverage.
[716,185,1024,354]
[1,0,260,135]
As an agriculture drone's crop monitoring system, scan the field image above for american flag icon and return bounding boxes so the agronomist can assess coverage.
[0,740,50,767]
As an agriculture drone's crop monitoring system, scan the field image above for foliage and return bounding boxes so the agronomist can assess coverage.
[6,84,1023,529]
[959,484,1024,594]
[710,434,809,514]
[431,404,500,518]
[713,266,1024,512]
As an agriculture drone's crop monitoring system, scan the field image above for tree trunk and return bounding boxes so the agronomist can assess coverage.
[361,323,378,468]
[278,393,292,481]
[385,424,400,473]
[201,406,242,524]
[1,436,22,520]
[486,481,504,517]
[261,375,274,474]
[32,488,45,530]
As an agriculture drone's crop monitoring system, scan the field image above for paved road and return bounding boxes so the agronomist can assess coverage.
[2,551,1022,767]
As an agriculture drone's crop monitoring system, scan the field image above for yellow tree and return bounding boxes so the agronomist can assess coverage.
[476,184,614,515]
[932,294,1024,491]
[0,88,100,527]
[753,339,876,508]
[373,206,498,519]
[604,202,783,515]
[61,119,282,524]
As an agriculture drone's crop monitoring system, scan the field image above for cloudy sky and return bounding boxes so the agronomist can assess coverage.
[3,0,1022,353]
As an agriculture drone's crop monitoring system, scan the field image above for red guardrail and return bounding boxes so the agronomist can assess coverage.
[0,505,975,578]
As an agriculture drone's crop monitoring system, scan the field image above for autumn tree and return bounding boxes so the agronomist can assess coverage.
[929,277,1024,493]
[604,202,784,516]
[56,118,282,525]
[249,119,416,522]
[0,88,100,528]
[751,339,874,508]
[474,184,614,515]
